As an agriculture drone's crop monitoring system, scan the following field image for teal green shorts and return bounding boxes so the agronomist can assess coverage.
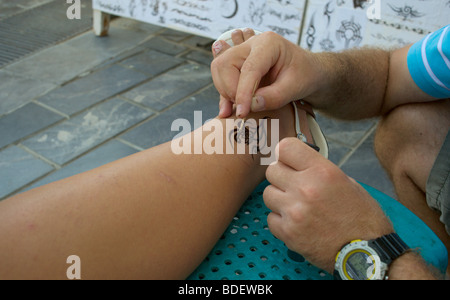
[426,130,450,236]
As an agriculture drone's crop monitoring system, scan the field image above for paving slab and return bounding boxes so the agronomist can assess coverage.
[0,70,56,115]
[122,63,212,112]
[0,0,93,67]
[183,50,213,65]
[315,113,378,148]
[37,64,150,116]
[341,132,396,199]
[326,140,352,166]
[21,98,153,165]
[3,19,155,84]
[0,145,53,199]
[2,42,108,85]
[139,36,188,56]
[0,102,64,149]
[64,20,157,59]
[26,139,138,191]
[120,84,219,149]
[0,0,53,19]
[160,28,192,42]
[117,50,184,77]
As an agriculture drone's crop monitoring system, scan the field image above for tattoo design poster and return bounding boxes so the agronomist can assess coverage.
[299,0,450,52]
[92,0,307,43]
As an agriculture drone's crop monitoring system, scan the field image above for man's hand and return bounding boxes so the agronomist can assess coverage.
[211,31,323,118]
[263,138,394,273]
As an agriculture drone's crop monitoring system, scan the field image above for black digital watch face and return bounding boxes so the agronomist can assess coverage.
[345,251,376,280]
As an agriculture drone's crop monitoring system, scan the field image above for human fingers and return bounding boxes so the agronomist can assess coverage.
[242,28,256,42]
[230,28,257,47]
[266,211,283,240]
[218,95,233,118]
[276,137,325,172]
[249,37,317,113]
[234,32,289,117]
[251,75,301,112]
[212,28,260,114]
[262,184,287,215]
[264,184,301,247]
[231,29,245,46]
[210,48,244,102]
[234,48,275,117]
[213,28,258,58]
[265,159,297,192]
[212,40,232,58]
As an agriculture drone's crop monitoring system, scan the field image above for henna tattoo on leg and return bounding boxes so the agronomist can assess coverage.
[228,117,271,160]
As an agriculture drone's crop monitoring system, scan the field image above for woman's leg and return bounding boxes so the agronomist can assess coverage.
[0,104,298,279]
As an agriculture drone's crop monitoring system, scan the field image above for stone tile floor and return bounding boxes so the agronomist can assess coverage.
[0,2,395,200]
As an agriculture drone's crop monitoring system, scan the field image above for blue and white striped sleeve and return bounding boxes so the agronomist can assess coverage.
[407,25,450,99]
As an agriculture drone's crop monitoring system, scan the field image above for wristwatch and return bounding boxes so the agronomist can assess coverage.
[334,233,410,280]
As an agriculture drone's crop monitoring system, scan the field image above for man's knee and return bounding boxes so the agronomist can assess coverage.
[375,104,422,173]
[374,101,450,190]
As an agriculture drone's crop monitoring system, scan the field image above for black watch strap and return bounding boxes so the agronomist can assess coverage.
[368,233,410,265]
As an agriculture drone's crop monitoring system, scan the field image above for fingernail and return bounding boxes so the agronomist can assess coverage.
[251,95,265,112]
[212,41,223,55]
[243,28,253,34]
[236,104,243,117]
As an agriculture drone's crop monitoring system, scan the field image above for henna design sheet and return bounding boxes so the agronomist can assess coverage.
[93,0,307,43]
[300,0,449,52]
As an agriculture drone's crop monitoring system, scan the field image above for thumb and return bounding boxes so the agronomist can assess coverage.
[251,81,299,112]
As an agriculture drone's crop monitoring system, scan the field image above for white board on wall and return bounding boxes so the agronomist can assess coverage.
[299,0,450,52]
[92,0,307,43]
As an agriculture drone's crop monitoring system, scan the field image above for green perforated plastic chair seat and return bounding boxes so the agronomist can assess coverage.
[187,180,448,280]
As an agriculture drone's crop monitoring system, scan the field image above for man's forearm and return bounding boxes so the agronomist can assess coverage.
[306,48,390,120]
[388,252,439,280]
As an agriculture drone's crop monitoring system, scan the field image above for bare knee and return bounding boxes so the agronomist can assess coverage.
[374,101,450,192]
